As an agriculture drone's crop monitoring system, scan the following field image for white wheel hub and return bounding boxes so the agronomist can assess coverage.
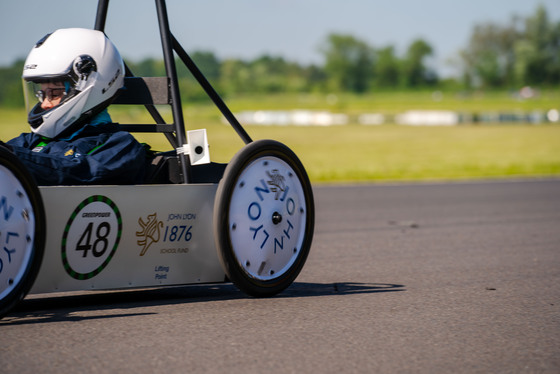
[228,157,307,281]
[0,165,36,299]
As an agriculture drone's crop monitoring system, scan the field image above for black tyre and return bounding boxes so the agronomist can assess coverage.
[0,145,45,318]
[214,140,314,297]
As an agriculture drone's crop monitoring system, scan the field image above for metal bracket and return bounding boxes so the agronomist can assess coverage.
[177,129,210,165]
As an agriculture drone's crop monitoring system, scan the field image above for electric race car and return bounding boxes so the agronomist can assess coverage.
[0,0,314,318]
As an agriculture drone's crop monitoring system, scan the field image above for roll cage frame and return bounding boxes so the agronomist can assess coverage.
[94,0,253,184]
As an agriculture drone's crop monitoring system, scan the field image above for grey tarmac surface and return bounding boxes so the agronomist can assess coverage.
[1,179,559,373]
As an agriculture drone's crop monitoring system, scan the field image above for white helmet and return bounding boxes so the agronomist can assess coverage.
[22,28,124,139]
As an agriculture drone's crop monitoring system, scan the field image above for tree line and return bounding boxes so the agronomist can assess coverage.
[0,5,558,107]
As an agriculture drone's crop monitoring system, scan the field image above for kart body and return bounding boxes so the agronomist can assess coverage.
[30,183,223,295]
[0,0,314,318]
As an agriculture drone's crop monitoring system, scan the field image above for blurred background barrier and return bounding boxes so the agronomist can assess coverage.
[231,109,559,126]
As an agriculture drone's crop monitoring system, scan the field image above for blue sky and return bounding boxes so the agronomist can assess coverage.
[1,0,559,77]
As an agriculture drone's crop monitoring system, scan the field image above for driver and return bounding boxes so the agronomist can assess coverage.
[4,28,147,185]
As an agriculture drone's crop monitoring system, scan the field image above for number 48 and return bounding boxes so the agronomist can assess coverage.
[76,221,111,258]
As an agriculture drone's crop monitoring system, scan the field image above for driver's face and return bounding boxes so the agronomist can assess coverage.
[40,81,65,110]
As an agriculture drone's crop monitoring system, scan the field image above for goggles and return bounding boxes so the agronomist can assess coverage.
[35,87,67,103]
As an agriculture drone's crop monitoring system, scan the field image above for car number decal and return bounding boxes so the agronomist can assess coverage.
[61,195,122,280]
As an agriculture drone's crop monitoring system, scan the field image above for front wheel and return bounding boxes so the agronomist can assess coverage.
[0,145,45,318]
[214,140,314,297]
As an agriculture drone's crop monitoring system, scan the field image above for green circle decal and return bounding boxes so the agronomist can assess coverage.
[61,195,122,280]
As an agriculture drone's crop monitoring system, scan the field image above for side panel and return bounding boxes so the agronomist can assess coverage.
[29,184,225,294]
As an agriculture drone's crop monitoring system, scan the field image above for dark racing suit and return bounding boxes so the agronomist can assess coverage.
[7,111,147,186]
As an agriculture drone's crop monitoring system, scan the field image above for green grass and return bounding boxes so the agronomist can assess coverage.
[227,123,558,183]
[2,90,559,184]
[219,89,560,114]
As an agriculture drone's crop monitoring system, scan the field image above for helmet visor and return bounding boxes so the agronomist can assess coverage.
[23,79,70,114]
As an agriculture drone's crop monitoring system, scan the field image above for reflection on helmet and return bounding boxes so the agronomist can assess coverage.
[22,28,125,139]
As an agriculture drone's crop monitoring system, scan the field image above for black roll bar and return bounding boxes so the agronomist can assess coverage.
[154,0,191,183]
[170,35,252,145]
[94,0,109,31]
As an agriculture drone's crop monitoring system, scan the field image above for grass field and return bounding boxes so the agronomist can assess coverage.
[2,90,559,184]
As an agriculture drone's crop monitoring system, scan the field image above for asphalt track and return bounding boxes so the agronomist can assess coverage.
[1,179,559,373]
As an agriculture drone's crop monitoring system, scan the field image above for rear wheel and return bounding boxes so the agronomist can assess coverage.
[0,145,45,318]
[214,140,314,297]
